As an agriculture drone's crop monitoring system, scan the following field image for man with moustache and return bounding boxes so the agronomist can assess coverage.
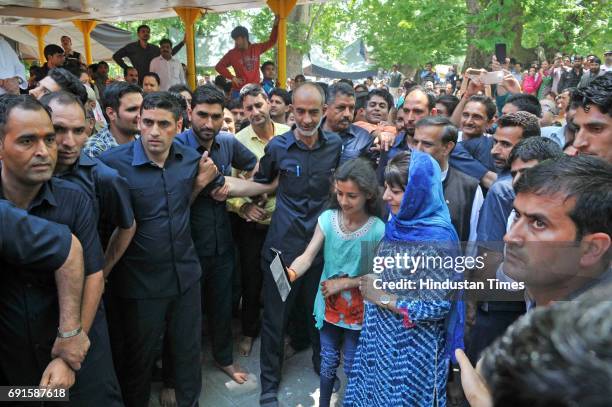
[254,82,343,407]
[322,82,375,165]
[0,95,106,404]
[176,84,258,383]
[84,82,143,158]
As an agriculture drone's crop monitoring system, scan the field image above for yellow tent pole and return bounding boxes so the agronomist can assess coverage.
[174,7,204,90]
[267,0,297,89]
[26,25,52,65]
[72,20,98,65]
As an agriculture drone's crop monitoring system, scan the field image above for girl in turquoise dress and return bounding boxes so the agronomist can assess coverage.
[287,158,385,407]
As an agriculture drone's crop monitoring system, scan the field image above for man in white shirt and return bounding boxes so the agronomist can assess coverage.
[0,36,27,95]
[149,38,186,91]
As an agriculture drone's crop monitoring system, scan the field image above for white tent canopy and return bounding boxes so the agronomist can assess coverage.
[0,23,132,61]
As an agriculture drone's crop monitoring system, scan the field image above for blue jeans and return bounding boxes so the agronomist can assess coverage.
[319,321,361,407]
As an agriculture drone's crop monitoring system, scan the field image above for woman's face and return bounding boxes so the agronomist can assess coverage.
[382,182,405,215]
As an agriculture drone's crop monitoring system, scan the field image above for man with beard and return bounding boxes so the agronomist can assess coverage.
[84,82,143,158]
[255,82,343,407]
[269,88,291,124]
[113,24,184,85]
[227,84,290,357]
[322,82,375,165]
[176,84,258,383]
[0,95,106,404]
[123,67,139,85]
[467,111,540,363]
[558,55,584,93]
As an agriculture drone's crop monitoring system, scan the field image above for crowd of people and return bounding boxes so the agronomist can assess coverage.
[1,14,611,407]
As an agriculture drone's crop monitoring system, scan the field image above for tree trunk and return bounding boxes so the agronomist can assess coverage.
[463,0,488,71]
[507,1,538,65]
[286,4,310,78]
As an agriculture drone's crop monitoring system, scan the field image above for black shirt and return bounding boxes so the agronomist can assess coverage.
[113,41,185,84]
[99,139,202,298]
[176,129,257,256]
[326,122,375,166]
[56,152,134,227]
[0,199,71,271]
[254,128,343,264]
[0,178,104,372]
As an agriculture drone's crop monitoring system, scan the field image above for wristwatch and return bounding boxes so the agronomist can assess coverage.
[57,326,82,339]
[380,294,391,307]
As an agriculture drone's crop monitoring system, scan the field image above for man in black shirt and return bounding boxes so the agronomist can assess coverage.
[0,95,109,404]
[113,24,184,85]
[558,55,584,93]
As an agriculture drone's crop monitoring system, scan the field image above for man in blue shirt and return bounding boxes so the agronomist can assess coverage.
[322,82,375,165]
[468,111,541,363]
[0,95,107,404]
[176,84,258,383]
[254,83,343,406]
[99,92,222,406]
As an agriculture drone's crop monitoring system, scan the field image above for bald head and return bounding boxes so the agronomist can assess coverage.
[292,82,325,108]
[291,83,326,137]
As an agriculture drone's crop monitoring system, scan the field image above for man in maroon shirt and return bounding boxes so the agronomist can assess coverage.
[216,16,280,99]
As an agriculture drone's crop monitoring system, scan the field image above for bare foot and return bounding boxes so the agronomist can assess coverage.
[238,336,254,357]
[159,387,177,407]
[217,362,249,384]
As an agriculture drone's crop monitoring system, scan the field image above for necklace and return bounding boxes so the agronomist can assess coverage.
[339,211,367,234]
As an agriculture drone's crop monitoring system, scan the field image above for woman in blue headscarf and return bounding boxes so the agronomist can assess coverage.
[344,150,462,407]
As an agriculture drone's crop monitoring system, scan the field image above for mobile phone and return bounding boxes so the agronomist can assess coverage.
[495,43,507,64]
[482,71,504,85]
[270,248,291,281]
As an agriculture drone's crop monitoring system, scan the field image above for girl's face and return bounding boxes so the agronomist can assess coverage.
[335,180,369,217]
[382,182,405,215]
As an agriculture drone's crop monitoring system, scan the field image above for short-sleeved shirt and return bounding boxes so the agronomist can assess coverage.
[254,129,343,264]
[0,200,71,272]
[175,129,257,256]
[56,152,134,229]
[476,172,515,252]
[0,178,104,368]
[99,138,202,298]
[227,122,290,225]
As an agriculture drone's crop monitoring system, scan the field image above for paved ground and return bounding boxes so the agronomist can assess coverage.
[149,323,347,407]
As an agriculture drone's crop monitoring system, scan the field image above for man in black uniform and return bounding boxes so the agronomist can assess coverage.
[0,200,90,385]
[0,95,108,404]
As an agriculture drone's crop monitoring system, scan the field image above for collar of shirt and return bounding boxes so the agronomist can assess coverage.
[131,138,184,167]
[440,168,449,182]
[183,129,221,153]
[285,126,329,151]
[77,152,97,167]
[0,179,57,211]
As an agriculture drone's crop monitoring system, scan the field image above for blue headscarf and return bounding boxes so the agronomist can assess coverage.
[385,150,465,362]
